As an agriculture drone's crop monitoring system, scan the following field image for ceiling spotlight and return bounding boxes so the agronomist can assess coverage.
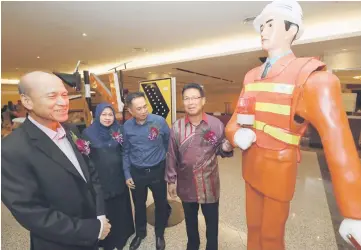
[37,56,40,59]
[82,33,87,37]
[353,76,361,80]
[342,48,347,51]
[148,72,152,74]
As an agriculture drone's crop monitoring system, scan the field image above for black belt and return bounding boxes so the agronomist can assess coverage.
[131,160,165,173]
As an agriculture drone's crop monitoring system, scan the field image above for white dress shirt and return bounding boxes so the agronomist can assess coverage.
[28,116,87,181]
[28,116,105,238]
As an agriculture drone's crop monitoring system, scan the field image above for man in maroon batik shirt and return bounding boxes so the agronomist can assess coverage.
[165,83,233,250]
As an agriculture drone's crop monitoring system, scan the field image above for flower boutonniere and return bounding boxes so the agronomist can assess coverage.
[70,131,91,156]
[111,130,124,145]
[202,128,218,146]
[148,124,160,141]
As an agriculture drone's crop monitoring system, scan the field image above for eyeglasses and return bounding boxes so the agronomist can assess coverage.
[183,96,202,102]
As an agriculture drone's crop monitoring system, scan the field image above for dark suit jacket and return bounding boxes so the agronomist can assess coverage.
[1,118,105,250]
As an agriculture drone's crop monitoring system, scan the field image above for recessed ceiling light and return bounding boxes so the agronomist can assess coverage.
[353,75,361,80]
[168,72,172,74]
[148,72,152,74]
[15,68,19,70]
[342,49,347,51]
[82,33,87,37]
[1,79,19,84]
[37,56,40,59]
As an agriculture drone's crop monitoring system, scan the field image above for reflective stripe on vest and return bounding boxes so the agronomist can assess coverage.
[255,102,291,115]
[244,82,301,146]
[245,82,295,94]
[253,120,301,145]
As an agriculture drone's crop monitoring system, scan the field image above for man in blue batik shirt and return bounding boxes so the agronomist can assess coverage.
[123,92,170,250]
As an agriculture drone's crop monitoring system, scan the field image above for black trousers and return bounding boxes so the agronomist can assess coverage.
[182,201,219,250]
[130,160,168,237]
[100,193,135,250]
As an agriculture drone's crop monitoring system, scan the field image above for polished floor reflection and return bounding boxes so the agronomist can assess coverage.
[1,149,355,250]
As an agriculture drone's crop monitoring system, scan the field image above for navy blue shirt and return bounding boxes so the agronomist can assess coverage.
[123,114,170,180]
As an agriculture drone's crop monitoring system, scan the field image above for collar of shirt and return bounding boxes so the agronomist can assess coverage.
[185,113,208,125]
[266,50,292,66]
[132,115,151,126]
[28,115,66,140]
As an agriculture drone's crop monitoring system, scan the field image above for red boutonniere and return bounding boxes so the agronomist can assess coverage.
[70,131,90,156]
[111,130,123,144]
[148,125,159,141]
[202,129,218,145]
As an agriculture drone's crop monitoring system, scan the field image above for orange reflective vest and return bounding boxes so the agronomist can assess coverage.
[240,55,326,151]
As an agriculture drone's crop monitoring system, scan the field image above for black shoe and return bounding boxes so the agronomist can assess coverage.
[129,235,145,250]
[156,236,165,250]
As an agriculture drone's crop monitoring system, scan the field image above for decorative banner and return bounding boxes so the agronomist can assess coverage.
[90,72,124,113]
[139,77,176,126]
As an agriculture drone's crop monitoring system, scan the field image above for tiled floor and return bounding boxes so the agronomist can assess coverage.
[1,150,350,249]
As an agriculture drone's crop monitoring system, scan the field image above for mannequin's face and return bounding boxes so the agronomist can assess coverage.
[260,18,295,52]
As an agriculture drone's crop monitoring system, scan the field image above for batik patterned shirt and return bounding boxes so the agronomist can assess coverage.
[165,114,233,204]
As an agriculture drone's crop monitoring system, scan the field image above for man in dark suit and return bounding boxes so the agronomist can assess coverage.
[1,71,111,250]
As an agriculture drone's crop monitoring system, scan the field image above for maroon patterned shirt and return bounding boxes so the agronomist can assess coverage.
[165,114,233,204]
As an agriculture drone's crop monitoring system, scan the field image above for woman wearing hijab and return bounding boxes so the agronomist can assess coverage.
[82,102,134,250]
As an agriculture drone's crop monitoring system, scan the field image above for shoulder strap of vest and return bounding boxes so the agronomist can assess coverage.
[290,57,327,132]
[244,67,260,85]
[294,57,326,87]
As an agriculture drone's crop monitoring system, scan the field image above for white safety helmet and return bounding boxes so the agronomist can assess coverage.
[253,0,304,40]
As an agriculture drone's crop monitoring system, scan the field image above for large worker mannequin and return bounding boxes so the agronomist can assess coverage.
[225,1,361,249]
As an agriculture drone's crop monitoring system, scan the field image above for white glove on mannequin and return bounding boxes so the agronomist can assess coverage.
[234,128,257,150]
[339,218,361,247]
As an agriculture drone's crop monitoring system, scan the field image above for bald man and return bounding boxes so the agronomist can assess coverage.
[1,71,111,250]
